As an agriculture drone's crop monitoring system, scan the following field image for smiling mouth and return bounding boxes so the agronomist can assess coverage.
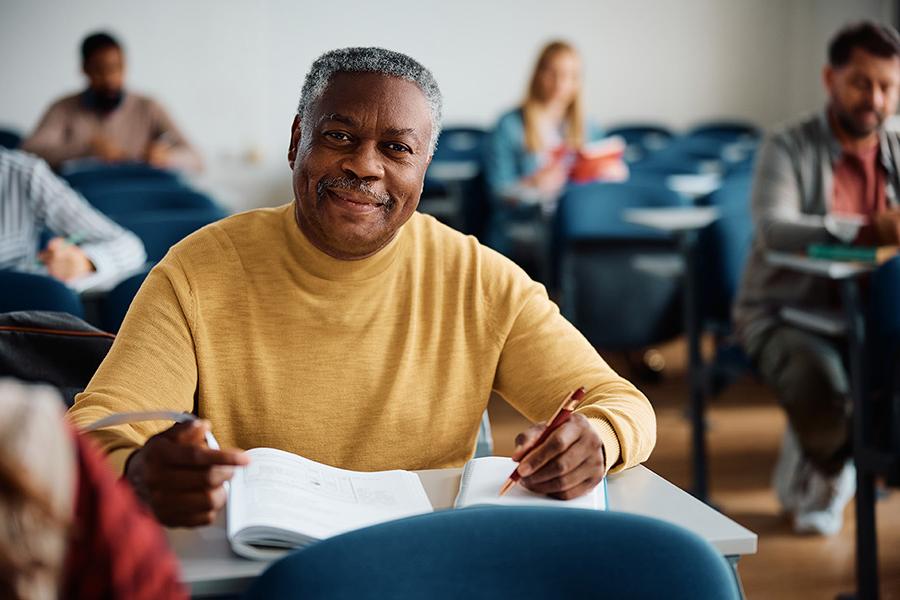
[326,189,386,213]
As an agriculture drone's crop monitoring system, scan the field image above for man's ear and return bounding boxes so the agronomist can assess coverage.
[288,114,302,169]
[823,65,835,96]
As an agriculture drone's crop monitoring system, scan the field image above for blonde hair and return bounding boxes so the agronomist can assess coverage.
[522,40,585,153]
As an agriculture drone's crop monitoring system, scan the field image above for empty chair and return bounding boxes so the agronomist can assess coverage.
[0,270,84,318]
[99,266,152,333]
[73,178,191,202]
[555,182,686,350]
[687,120,761,143]
[243,506,740,600]
[85,186,221,216]
[432,127,487,162]
[61,162,181,189]
[606,123,673,162]
[111,208,228,261]
[0,128,22,149]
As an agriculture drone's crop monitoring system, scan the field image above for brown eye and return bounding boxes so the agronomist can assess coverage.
[385,143,412,154]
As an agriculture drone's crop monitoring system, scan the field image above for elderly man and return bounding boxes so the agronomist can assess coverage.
[735,21,900,535]
[68,47,655,528]
[21,31,202,172]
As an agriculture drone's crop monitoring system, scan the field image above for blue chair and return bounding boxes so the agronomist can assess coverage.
[687,120,761,143]
[99,266,152,333]
[243,506,740,600]
[555,182,686,350]
[73,178,191,201]
[0,128,22,149]
[60,162,181,189]
[0,271,84,318]
[84,187,221,216]
[112,208,227,261]
[606,123,673,162]
[422,126,490,238]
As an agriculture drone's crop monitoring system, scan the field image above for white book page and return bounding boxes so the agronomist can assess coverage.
[227,448,433,545]
[454,456,605,510]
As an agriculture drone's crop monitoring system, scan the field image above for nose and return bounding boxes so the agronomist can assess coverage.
[340,141,384,181]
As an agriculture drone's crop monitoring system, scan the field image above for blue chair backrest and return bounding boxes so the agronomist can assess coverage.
[0,128,22,149]
[629,151,714,177]
[61,162,181,189]
[99,266,152,333]
[555,182,687,349]
[606,124,673,162]
[73,178,191,201]
[687,120,761,142]
[0,271,84,318]
[697,174,754,325]
[112,208,227,261]
[85,187,221,216]
[243,506,740,600]
[432,127,487,163]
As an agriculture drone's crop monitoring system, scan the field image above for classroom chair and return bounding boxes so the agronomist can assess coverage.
[111,208,228,262]
[0,128,22,149]
[73,177,192,202]
[687,120,761,143]
[0,270,84,318]
[61,161,181,189]
[0,310,114,406]
[84,186,222,217]
[242,506,741,600]
[554,181,686,351]
[606,123,673,162]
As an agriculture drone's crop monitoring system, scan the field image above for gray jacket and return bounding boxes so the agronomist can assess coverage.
[733,111,900,345]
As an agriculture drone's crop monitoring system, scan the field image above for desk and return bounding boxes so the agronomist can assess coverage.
[169,464,756,597]
[624,206,720,502]
[764,251,879,599]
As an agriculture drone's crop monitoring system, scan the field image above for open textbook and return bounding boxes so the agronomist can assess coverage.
[85,412,607,561]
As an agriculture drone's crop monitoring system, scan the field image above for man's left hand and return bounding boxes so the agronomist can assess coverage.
[145,142,171,169]
[511,413,606,500]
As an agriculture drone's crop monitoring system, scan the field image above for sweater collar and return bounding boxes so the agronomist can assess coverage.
[281,201,407,282]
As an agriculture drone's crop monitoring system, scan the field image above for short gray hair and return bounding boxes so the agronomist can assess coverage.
[297,47,442,155]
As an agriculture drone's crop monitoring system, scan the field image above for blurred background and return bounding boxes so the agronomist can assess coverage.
[1,0,893,211]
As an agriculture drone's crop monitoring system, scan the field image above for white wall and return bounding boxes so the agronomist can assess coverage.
[0,0,894,210]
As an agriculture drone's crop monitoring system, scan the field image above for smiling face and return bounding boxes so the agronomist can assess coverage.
[825,47,900,139]
[288,72,433,260]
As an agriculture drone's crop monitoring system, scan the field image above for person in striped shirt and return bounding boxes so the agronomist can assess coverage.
[0,148,146,283]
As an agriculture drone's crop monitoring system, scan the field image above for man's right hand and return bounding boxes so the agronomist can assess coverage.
[125,420,250,527]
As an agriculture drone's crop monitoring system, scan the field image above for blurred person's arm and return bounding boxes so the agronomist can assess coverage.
[751,136,843,252]
[20,100,93,169]
[26,155,146,281]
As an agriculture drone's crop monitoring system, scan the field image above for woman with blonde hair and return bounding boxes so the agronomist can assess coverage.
[484,40,621,263]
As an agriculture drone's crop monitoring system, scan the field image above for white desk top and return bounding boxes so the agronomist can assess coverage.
[623,206,720,232]
[168,464,756,596]
[766,251,875,279]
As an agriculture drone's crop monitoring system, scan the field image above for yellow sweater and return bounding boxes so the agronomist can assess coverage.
[68,204,656,476]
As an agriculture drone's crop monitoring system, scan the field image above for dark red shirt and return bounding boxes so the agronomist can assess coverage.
[61,433,187,600]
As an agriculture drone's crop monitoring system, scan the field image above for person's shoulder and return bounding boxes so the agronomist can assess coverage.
[765,112,823,148]
[0,148,53,178]
[168,204,290,264]
[39,92,84,115]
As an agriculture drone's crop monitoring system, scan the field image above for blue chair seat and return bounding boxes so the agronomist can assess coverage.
[243,506,740,600]
[0,270,84,318]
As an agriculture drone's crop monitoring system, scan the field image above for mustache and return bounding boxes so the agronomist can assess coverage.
[317,176,394,209]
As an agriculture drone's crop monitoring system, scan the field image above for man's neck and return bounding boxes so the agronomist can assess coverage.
[827,108,879,153]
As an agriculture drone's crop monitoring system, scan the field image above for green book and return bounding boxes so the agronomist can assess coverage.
[808,244,897,264]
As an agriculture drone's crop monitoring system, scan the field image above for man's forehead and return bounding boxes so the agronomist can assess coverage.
[842,47,900,72]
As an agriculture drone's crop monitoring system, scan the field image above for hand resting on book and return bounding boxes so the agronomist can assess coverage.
[511,412,606,500]
[125,420,250,527]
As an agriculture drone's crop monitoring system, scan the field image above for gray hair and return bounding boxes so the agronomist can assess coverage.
[297,47,442,155]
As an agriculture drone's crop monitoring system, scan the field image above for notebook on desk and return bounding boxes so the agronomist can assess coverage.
[85,412,607,561]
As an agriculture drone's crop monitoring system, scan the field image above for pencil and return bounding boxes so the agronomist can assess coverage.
[498,386,586,496]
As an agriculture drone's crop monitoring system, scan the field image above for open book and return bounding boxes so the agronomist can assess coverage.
[85,412,607,561]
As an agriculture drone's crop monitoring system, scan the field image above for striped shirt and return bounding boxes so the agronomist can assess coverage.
[0,148,146,279]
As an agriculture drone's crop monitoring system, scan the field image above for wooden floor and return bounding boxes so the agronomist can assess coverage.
[487,342,900,599]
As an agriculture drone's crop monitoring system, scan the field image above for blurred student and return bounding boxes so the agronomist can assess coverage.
[483,40,625,254]
[735,21,900,535]
[0,148,146,283]
[0,379,185,599]
[21,31,202,172]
